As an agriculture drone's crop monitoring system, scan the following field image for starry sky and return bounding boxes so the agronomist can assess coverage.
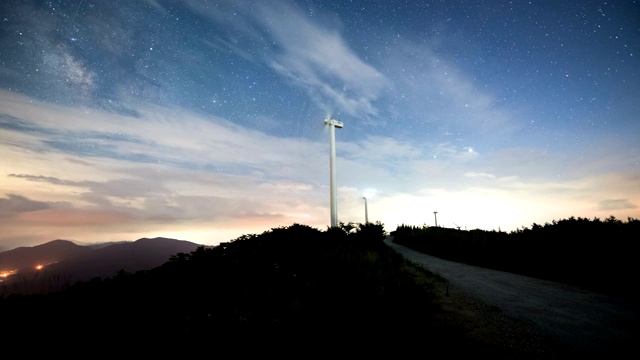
[1,0,639,251]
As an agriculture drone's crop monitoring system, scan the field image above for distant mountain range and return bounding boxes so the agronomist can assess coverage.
[0,237,202,296]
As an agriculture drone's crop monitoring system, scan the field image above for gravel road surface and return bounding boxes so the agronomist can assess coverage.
[385,237,640,358]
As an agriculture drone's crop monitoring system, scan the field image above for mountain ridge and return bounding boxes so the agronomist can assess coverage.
[0,239,92,271]
[0,237,202,296]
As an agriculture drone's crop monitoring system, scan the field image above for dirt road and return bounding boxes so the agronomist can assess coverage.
[385,237,640,358]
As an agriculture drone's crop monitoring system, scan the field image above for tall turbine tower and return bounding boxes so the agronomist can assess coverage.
[325,117,343,228]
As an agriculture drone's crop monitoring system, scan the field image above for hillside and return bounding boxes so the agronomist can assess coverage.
[0,237,200,296]
[0,239,93,270]
[0,223,507,356]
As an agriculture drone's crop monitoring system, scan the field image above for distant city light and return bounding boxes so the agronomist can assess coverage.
[1,270,17,278]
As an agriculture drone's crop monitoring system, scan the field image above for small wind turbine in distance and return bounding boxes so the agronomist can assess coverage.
[453,222,461,230]
[362,196,368,224]
[361,188,376,224]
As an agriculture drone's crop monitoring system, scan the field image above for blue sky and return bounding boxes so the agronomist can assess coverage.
[1,0,639,250]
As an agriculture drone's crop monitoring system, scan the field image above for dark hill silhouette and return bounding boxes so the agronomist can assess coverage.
[44,237,201,280]
[3,221,618,357]
[2,223,462,357]
[2,220,636,357]
[0,239,93,271]
[0,237,200,296]
[392,216,640,299]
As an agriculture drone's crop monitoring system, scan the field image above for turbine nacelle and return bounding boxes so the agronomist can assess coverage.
[324,118,343,128]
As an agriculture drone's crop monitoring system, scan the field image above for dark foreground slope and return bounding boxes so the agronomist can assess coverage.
[0,223,546,357]
[0,224,454,356]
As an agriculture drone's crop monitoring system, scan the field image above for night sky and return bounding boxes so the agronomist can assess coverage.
[1,0,639,250]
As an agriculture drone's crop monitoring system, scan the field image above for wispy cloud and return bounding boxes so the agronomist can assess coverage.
[598,199,637,211]
[185,0,388,119]
[381,40,520,143]
[0,194,50,218]
[260,4,388,117]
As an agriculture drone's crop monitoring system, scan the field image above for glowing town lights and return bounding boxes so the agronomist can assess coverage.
[1,270,18,279]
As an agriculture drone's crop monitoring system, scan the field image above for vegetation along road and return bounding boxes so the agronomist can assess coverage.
[385,236,640,358]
